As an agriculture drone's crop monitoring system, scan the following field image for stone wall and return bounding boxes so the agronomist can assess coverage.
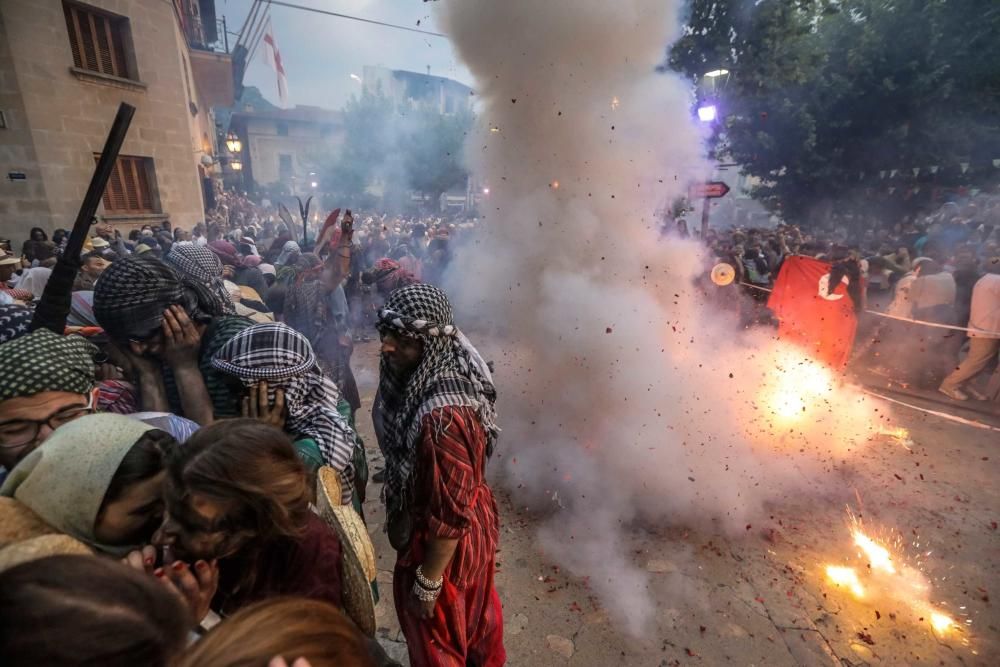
[0,8,50,243]
[0,0,207,244]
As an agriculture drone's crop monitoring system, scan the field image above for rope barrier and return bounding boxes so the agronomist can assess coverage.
[863,390,1000,433]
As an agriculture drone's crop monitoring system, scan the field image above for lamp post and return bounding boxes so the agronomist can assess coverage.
[697,68,730,236]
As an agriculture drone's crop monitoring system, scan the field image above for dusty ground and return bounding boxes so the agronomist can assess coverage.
[354,338,999,666]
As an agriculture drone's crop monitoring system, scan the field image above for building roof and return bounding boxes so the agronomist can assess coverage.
[390,69,473,98]
[230,106,344,125]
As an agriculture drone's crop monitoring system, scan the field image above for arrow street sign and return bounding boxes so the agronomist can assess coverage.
[690,181,731,199]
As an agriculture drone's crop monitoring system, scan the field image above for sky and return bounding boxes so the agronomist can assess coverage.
[217,0,474,110]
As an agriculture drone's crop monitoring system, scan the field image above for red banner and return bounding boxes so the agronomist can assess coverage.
[767,256,858,369]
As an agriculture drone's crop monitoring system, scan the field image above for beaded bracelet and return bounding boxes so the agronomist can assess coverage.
[415,565,443,591]
[412,581,441,602]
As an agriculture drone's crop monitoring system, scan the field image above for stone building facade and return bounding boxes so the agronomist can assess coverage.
[228,106,344,193]
[0,0,233,243]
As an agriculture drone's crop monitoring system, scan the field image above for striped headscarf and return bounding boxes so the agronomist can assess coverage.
[0,329,96,402]
[376,284,498,512]
[93,256,230,343]
[164,245,236,315]
[67,291,98,328]
[211,322,357,504]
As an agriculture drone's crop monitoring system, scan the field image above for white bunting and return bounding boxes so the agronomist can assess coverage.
[960,162,970,174]
[879,171,886,179]
[890,169,898,178]
[993,158,1000,168]
[912,167,920,177]
[929,166,939,174]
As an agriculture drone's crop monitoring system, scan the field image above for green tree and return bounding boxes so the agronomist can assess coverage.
[401,107,473,205]
[312,90,474,212]
[670,0,1000,223]
[313,89,395,209]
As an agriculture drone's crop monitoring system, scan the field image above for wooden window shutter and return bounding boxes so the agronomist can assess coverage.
[63,3,129,78]
[98,155,156,214]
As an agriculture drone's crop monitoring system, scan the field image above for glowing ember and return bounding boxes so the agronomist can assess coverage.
[853,530,896,574]
[825,565,864,598]
[930,611,954,634]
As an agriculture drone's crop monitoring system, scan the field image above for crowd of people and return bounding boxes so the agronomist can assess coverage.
[691,193,1000,402]
[3,181,998,664]
[0,196,504,667]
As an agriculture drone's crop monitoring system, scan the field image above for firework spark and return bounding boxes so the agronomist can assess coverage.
[823,509,964,641]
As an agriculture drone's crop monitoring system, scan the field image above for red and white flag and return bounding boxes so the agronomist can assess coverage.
[767,255,860,369]
[261,18,288,107]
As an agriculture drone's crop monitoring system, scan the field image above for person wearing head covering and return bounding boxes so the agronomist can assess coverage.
[0,330,98,478]
[1,414,175,558]
[93,255,253,425]
[164,245,236,315]
[211,322,359,506]
[375,284,504,667]
[281,217,362,416]
[209,240,269,299]
[276,241,301,267]
[363,258,419,300]
[259,263,277,288]
[207,239,241,267]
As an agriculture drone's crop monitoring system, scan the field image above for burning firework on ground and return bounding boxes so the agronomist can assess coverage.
[823,509,967,643]
[875,425,914,450]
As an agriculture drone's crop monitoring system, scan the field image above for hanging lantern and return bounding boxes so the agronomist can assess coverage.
[225,132,242,154]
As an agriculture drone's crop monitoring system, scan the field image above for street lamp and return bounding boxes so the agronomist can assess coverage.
[225,132,242,154]
[697,104,718,122]
[704,69,729,78]
[311,181,318,188]
[229,158,243,171]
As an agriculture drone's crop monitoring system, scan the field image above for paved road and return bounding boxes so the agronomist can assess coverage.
[353,339,998,666]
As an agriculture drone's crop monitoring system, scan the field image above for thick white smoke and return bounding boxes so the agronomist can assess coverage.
[436,0,882,634]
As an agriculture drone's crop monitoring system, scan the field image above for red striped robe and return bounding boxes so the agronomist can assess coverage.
[394,405,505,667]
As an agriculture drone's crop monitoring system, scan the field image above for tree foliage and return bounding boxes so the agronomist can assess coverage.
[311,89,473,211]
[670,0,1000,222]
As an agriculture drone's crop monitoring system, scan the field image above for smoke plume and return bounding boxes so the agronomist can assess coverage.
[436,0,882,634]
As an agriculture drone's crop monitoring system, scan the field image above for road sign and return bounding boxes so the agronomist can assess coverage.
[690,181,730,199]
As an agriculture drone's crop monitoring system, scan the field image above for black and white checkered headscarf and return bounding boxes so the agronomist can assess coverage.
[94,256,230,343]
[211,322,357,504]
[164,245,236,315]
[376,284,498,512]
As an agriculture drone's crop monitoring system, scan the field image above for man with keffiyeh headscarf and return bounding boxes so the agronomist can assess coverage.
[375,283,505,667]
[163,244,237,315]
[211,322,361,507]
[93,255,252,425]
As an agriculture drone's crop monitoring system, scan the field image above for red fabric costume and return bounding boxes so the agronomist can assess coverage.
[768,255,859,369]
[394,405,505,667]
